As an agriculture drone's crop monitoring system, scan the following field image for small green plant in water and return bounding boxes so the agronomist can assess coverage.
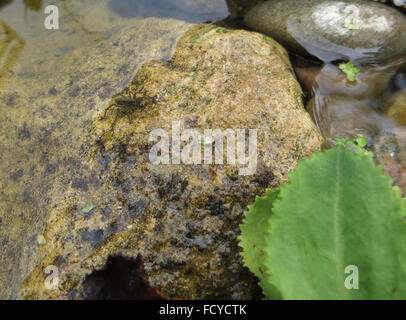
[239,137,406,299]
[339,61,360,82]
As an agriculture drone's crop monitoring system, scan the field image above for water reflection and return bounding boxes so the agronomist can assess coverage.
[0,21,24,86]
[0,0,42,11]
[287,15,382,64]
[0,0,44,86]
[108,0,229,22]
[23,0,42,11]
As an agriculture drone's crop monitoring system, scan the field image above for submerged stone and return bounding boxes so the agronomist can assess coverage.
[384,89,406,126]
[374,128,406,196]
[244,0,406,63]
[20,24,322,299]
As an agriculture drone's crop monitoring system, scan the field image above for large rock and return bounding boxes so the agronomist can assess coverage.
[20,24,322,299]
[244,0,406,63]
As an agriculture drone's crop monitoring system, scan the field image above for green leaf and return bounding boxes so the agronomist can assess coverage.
[339,61,360,82]
[240,143,406,299]
[267,145,406,299]
[239,189,282,299]
[239,189,279,279]
[216,27,225,34]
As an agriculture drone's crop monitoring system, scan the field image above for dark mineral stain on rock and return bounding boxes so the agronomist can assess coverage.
[18,124,31,140]
[71,178,88,191]
[67,86,81,98]
[48,87,57,96]
[128,200,146,220]
[81,229,104,247]
[10,169,23,181]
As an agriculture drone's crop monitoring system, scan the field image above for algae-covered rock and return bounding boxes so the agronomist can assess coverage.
[244,0,406,63]
[20,24,322,300]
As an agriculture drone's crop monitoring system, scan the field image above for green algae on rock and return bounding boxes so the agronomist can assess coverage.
[244,0,406,63]
[20,24,322,300]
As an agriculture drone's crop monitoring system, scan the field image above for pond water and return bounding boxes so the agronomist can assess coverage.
[0,0,404,299]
